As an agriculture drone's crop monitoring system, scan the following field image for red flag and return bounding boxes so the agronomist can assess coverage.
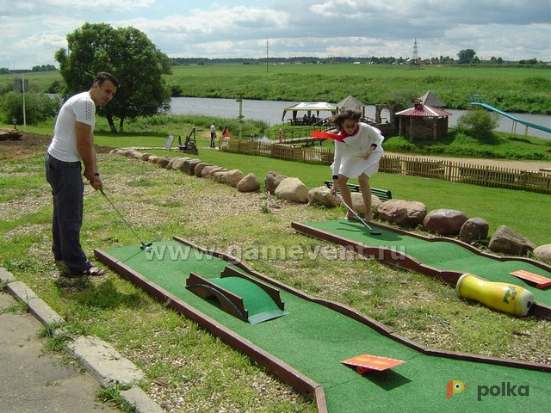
[310,130,345,142]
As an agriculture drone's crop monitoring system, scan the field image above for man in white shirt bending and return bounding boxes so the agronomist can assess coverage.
[46,72,119,276]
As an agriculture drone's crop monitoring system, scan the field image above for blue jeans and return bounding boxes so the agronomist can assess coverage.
[45,154,92,275]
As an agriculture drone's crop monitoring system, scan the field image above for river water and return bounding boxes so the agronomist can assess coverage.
[169,97,551,139]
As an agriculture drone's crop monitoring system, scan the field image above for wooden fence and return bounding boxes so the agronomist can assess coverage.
[225,140,551,193]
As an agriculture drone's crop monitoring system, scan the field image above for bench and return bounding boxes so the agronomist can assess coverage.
[324,180,392,202]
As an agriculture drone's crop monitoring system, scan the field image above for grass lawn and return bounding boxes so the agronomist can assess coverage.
[93,129,550,246]
[1,123,549,411]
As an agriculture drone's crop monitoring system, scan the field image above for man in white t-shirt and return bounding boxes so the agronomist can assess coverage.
[210,122,216,148]
[45,72,119,276]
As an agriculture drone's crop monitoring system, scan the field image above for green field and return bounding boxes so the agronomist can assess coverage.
[166,64,551,114]
[2,64,550,114]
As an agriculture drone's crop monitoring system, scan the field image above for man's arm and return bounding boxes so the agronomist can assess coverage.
[76,121,102,189]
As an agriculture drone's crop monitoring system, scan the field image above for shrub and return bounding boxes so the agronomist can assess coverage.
[2,92,60,125]
[46,80,64,94]
[456,109,498,142]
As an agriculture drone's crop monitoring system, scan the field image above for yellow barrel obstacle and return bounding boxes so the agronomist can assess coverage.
[456,273,534,317]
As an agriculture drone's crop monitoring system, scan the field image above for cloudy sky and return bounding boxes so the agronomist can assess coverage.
[1,0,550,69]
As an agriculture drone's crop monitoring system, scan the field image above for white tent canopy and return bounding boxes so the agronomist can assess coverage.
[281,102,337,121]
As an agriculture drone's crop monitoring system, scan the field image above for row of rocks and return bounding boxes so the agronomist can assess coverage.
[111,150,550,264]
[376,200,549,263]
[112,149,262,192]
[265,172,550,263]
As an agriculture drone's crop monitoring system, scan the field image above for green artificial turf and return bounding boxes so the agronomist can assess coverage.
[302,220,551,306]
[208,277,286,324]
[104,240,551,412]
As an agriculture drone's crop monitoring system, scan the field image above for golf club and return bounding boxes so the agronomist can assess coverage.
[334,192,382,236]
[100,188,153,251]
[265,191,281,209]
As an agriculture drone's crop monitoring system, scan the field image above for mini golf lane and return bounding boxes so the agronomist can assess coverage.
[95,238,551,413]
[292,220,551,318]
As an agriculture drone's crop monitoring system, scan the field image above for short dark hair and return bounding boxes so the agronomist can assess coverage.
[94,72,120,88]
[330,109,361,129]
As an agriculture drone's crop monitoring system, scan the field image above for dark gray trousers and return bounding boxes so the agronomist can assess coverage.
[45,154,91,275]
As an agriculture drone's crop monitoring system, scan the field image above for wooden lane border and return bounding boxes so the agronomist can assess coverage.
[94,248,328,413]
[290,222,551,320]
[171,237,551,373]
[363,220,551,273]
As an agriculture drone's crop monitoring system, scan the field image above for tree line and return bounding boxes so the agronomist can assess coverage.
[171,51,545,66]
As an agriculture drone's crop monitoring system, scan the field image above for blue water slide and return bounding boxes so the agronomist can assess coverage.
[470,102,551,134]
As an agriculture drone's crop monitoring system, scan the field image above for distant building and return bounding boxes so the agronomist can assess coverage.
[395,99,452,141]
[417,91,446,108]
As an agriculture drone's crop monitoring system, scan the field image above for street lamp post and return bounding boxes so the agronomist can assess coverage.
[236,93,244,138]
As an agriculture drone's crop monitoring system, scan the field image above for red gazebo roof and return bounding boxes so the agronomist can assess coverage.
[396,102,452,117]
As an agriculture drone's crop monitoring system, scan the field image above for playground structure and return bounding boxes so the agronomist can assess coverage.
[177,127,199,154]
[470,95,551,137]
[96,230,551,412]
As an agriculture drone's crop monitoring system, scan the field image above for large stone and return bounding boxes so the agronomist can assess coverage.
[0,128,23,141]
[157,157,172,168]
[534,244,551,264]
[350,193,382,215]
[224,170,245,187]
[308,186,340,208]
[275,177,309,203]
[194,162,212,177]
[165,158,180,170]
[140,153,153,161]
[170,157,190,171]
[423,209,468,236]
[147,155,160,163]
[265,171,288,193]
[120,149,142,159]
[488,225,536,256]
[212,171,228,183]
[125,149,143,159]
[201,165,226,178]
[182,158,202,175]
[378,199,427,227]
[237,173,260,192]
[459,217,489,244]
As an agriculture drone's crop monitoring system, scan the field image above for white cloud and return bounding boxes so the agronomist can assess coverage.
[15,34,67,50]
[0,1,549,68]
[121,6,289,35]
[47,0,155,9]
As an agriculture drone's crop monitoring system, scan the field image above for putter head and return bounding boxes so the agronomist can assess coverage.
[140,242,153,251]
[370,229,382,236]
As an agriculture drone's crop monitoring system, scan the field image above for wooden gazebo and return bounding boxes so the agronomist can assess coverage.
[418,91,446,108]
[395,100,452,141]
[336,95,366,118]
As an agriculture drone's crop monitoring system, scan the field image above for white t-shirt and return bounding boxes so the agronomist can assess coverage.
[48,91,95,162]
